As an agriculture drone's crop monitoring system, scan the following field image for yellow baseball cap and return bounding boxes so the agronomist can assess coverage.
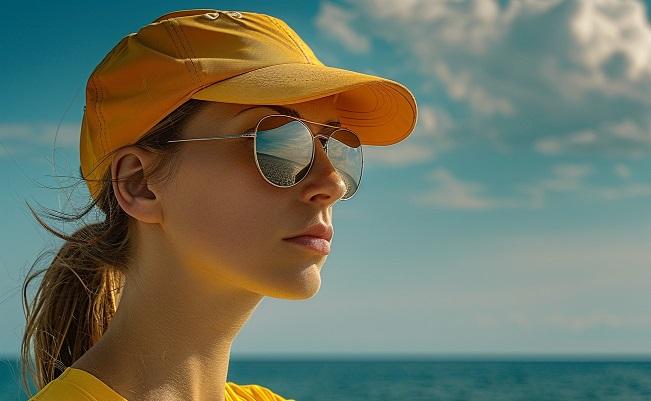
[80,9,418,200]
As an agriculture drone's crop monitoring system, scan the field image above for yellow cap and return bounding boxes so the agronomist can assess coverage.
[80,9,418,200]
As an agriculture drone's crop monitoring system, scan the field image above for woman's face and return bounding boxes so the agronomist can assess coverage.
[156,94,348,300]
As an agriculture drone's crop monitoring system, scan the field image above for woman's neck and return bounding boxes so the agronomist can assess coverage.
[71,254,264,401]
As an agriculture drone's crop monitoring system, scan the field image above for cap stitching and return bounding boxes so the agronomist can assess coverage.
[90,38,129,157]
[86,76,100,158]
[173,19,204,85]
[91,74,109,156]
[380,81,417,131]
[266,16,310,64]
[90,37,136,156]
[169,19,200,83]
[162,20,197,82]
[87,40,122,159]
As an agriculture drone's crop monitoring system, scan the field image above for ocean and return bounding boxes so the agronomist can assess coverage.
[2,357,651,401]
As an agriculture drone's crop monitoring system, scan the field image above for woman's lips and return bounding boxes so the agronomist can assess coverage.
[283,236,330,255]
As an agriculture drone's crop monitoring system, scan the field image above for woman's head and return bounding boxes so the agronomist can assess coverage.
[111,94,346,302]
[19,94,346,395]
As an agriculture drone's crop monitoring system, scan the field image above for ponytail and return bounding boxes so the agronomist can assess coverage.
[20,168,130,394]
[19,98,208,397]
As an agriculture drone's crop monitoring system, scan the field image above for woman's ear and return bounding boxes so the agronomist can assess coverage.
[110,146,163,224]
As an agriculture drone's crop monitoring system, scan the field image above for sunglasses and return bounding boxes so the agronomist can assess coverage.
[167,114,364,200]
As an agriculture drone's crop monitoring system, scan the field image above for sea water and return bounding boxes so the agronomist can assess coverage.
[3,357,651,401]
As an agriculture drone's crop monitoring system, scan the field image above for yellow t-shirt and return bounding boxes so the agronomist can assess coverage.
[28,367,296,401]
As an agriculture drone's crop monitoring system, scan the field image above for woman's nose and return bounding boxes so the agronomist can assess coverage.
[299,136,348,203]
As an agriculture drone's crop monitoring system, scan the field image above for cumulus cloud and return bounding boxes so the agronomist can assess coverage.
[570,0,651,82]
[316,0,651,157]
[433,62,515,117]
[314,2,371,54]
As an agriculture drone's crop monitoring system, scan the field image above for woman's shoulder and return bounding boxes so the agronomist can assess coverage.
[28,367,126,401]
[226,381,297,401]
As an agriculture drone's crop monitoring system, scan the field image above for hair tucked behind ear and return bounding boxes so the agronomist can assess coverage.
[19,98,210,397]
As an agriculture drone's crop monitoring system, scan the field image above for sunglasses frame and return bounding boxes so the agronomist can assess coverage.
[166,113,364,201]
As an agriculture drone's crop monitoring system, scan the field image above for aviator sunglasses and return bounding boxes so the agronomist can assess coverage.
[167,114,364,200]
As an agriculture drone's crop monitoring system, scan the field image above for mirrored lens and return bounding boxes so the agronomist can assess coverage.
[254,115,314,187]
[327,129,362,200]
[254,115,363,200]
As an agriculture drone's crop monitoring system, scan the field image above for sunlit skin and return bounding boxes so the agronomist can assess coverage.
[70,94,348,401]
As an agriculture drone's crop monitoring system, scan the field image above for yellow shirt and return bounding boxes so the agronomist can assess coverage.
[28,367,296,401]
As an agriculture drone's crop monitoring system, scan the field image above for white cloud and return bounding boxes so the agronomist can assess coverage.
[535,130,598,155]
[412,162,651,210]
[523,162,651,204]
[611,119,651,142]
[592,182,651,200]
[363,143,433,166]
[315,2,371,54]
[522,163,592,208]
[417,104,438,131]
[325,0,651,158]
[433,62,515,116]
[416,105,456,155]
[0,122,80,154]
[614,163,631,178]
[356,0,507,52]
[364,104,454,166]
[412,163,595,211]
[535,118,651,157]
[570,0,651,82]
[411,167,523,210]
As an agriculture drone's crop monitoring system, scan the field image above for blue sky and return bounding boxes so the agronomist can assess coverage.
[2,0,651,358]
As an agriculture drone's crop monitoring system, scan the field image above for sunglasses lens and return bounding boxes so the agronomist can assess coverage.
[255,115,314,187]
[328,129,362,200]
[254,115,363,200]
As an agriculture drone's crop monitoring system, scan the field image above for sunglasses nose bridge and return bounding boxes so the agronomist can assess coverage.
[314,134,328,152]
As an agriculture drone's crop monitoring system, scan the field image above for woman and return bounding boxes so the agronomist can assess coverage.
[21,8,417,401]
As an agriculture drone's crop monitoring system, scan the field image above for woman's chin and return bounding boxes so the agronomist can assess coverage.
[267,265,322,300]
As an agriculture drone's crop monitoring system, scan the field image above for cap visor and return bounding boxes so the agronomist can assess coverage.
[190,63,417,146]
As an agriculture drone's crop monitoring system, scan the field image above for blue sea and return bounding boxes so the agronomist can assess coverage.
[2,356,651,401]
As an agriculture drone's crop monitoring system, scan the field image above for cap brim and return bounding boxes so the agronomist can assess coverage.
[190,63,418,146]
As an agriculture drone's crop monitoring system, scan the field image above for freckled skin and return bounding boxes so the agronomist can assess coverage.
[70,95,348,401]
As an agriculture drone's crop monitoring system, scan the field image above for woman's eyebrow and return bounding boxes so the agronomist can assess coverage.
[234,105,341,126]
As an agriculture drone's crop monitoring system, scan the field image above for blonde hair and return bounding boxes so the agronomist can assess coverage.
[19,98,209,397]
